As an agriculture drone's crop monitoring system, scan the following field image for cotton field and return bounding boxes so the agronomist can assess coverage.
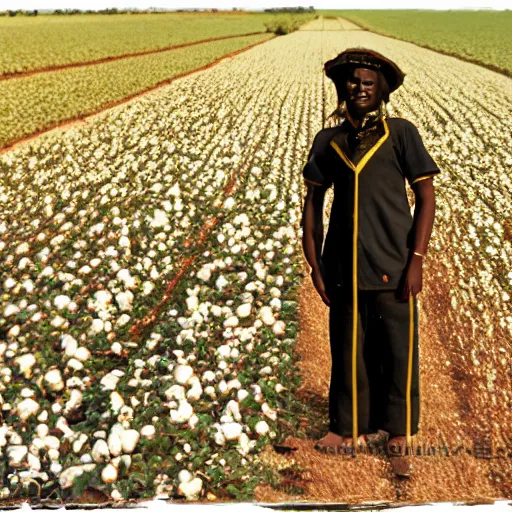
[0,22,510,504]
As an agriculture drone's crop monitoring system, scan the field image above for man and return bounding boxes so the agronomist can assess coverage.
[301,48,440,456]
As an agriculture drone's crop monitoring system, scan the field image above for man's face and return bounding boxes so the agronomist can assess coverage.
[345,67,381,115]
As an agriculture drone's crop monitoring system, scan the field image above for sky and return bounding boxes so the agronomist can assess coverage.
[4,0,510,10]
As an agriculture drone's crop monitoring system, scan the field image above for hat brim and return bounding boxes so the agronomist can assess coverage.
[324,47,405,93]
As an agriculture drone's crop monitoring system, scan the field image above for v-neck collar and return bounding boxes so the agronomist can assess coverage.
[329,118,390,174]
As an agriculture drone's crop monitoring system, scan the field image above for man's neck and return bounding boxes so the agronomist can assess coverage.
[345,108,361,129]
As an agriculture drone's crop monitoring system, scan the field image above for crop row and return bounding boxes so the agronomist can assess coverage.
[0,31,321,502]
[0,33,273,149]
[0,13,277,76]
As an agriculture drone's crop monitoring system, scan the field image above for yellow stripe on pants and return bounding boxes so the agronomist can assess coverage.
[406,293,414,454]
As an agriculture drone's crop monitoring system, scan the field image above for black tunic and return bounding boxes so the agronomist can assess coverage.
[302,116,441,292]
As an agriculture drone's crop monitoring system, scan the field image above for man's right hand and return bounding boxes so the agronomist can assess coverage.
[310,267,330,307]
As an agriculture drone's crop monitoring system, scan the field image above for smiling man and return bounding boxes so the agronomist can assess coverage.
[301,48,441,462]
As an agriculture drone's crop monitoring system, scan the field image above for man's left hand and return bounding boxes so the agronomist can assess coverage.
[401,254,423,300]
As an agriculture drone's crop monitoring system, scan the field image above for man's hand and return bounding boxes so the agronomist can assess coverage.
[400,254,423,300]
[311,267,330,307]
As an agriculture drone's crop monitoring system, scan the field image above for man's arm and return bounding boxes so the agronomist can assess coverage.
[410,177,436,255]
[400,177,436,299]
[302,183,330,306]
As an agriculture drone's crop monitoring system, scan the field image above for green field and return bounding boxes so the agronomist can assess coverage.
[0,33,273,148]
[320,10,512,76]
[0,12,277,75]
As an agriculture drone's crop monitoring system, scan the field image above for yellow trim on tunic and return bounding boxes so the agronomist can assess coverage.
[304,177,323,187]
[412,173,436,185]
[329,118,390,452]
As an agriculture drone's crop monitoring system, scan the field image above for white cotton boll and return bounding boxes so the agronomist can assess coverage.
[110,392,124,412]
[141,425,156,439]
[275,383,285,393]
[119,236,130,248]
[7,445,28,467]
[170,400,194,423]
[178,477,203,500]
[262,403,277,421]
[61,334,78,358]
[186,296,198,311]
[7,325,20,338]
[237,389,249,401]
[273,321,286,337]
[238,433,251,455]
[16,354,36,377]
[36,424,49,439]
[44,369,64,391]
[216,345,231,358]
[178,469,193,484]
[227,378,241,390]
[255,421,270,435]
[120,430,139,454]
[189,414,199,429]
[197,266,211,281]
[54,295,71,310]
[4,277,16,289]
[108,433,123,457]
[226,400,242,421]
[64,389,83,415]
[259,306,275,326]
[165,384,185,400]
[215,275,229,291]
[223,197,235,209]
[101,464,118,484]
[269,298,281,310]
[92,440,110,462]
[74,346,91,362]
[211,305,222,317]
[174,365,193,385]
[101,373,120,390]
[217,380,228,394]
[142,281,154,296]
[116,314,131,326]
[17,398,40,421]
[90,318,104,334]
[236,303,251,318]
[222,422,242,441]
[224,316,239,328]
[259,366,272,376]
[116,292,134,311]
[4,304,20,317]
[204,386,216,398]
[202,370,216,382]
[187,382,203,401]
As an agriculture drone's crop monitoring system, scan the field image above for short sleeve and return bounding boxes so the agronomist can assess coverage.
[302,132,333,189]
[401,121,441,186]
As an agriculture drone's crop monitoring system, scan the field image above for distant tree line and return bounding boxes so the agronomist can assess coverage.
[0,7,252,16]
[263,7,315,13]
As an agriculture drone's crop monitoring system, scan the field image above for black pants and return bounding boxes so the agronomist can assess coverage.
[328,285,420,436]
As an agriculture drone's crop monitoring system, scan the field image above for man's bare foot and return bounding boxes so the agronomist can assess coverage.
[314,431,344,454]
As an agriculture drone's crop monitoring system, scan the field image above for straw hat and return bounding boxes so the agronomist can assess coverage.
[324,47,405,94]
